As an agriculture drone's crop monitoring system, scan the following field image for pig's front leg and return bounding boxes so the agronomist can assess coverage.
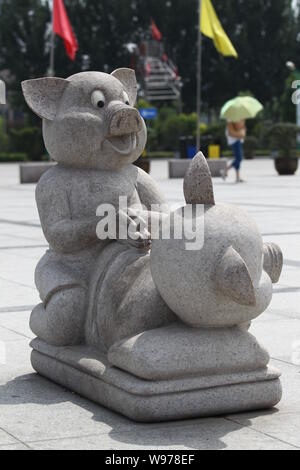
[136,167,169,214]
[37,180,100,253]
[121,207,170,251]
[117,208,152,251]
[46,216,100,253]
[128,167,170,249]
[97,207,152,251]
[33,181,99,345]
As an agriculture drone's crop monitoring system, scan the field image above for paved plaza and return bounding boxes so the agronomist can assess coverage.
[0,159,300,450]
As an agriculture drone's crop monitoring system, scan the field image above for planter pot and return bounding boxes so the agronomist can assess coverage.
[134,158,151,174]
[275,157,298,176]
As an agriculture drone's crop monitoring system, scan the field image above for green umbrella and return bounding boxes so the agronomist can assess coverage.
[220,96,263,122]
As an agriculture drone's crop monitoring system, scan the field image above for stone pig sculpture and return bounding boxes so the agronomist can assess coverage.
[23,70,284,421]
[22,69,168,346]
[86,152,283,351]
[151,153,283,328]
[22,71,283,355]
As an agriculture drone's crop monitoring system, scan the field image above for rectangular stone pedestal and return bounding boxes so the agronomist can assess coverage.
[20,162,56,184]
[169,159,228,179]
[31,339,282,423]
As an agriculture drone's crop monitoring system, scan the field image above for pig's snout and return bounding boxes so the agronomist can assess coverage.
[108,107,143,137]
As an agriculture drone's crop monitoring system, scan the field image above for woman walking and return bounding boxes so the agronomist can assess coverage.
[220,96,263,183]
[221,120,246,183]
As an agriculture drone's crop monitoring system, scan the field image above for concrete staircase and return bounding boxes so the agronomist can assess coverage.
[143,57,181,102]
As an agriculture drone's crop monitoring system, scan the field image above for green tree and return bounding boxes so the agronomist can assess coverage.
[0,0,50,108]
[0,0,299,120]
[200,0,299,113]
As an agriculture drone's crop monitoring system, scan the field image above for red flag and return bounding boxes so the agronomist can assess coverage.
[53,0,78,61]
[151,19,162,42]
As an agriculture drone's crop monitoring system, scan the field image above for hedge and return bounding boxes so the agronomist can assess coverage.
[223,151,270,157]
[9,127,45,161]
[0,152,28,162]
[146,151,174,159]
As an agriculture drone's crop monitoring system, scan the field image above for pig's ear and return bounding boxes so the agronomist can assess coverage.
[111,68,138,106]
[215,246,256,306]
[263,243,283,284]
[21,78,69,121]
[184,152,215,205]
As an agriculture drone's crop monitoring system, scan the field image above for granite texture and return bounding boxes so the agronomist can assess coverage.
[108,323,270,381]
[0,158,299,447]
[263,242,283,283]
[151,153,279,328]
[85,242,175,351]
[22,71,147,171]
[184,152,215,205]
[22,69,167,347]
[215,246,256,307]
[22,69,284,422]
[30,339,282,423]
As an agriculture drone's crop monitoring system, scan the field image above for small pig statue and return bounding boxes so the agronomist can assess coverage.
[151,153,283,328]
[22,69,168,347]
[86,152,283,351]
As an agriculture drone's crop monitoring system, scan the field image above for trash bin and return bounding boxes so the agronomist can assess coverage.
[208,144,221,159]
[187,136,197,159]
[179,137,188,159]
[180,136,197,159]
[200,134,213,157]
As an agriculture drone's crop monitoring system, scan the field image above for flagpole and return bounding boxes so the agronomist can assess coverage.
[49,0,55,76]
[196,0,202,151]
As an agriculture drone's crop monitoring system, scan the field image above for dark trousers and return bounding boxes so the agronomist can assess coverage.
[231,140,243,170]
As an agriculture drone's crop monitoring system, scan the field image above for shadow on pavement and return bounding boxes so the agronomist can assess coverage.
[0,372,280,450]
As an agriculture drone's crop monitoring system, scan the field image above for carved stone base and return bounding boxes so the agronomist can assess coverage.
[31,338,282,423]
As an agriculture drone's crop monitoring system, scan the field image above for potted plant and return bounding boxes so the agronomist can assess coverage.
[268,123,299,175]
[244,136,259,160]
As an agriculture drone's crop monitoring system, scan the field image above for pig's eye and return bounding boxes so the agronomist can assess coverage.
[91,90,106,109]
[123,91,130,106]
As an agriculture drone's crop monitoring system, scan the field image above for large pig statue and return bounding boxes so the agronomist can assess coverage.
[23,70,284,422]
[22,69,172,347]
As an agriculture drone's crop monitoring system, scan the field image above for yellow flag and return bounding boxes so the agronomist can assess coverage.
[201,0,238,58]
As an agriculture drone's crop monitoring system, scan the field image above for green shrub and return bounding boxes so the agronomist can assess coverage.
[146,151,174,159]
[268,123,300,158]
[9,126,45,161]
[0,116,9,151]
[0,152,28,162]
[201,122,227,149]
[244,136,259,159]
[158,112,197,150]
[222,150,234,157]
[223,148,270,158]
[251,119,273,149]
[136,99,153,110]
